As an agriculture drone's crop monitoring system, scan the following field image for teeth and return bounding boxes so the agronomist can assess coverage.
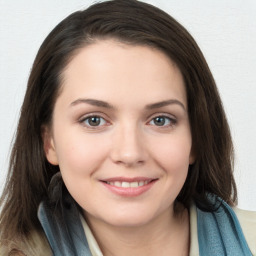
[130,182,138,187]
[114,181,122,187]
[139,181,144,186]
[106,181,150,188]
[122,182,130,188]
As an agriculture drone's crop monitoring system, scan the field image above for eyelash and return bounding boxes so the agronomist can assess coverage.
[79,113,177,129]
[147,114,177,128]
[79,114,110,129]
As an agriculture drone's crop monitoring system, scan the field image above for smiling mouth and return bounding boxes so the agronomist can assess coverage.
[104,180,151,188]
[100,178,158,197]
[101,177,158,189]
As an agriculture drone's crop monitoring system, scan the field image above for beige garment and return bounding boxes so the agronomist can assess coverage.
[80,215,103,256]
[80,204,256,256]
[0,230,52,256]
[0,205,255,255]
[234,207,256,255]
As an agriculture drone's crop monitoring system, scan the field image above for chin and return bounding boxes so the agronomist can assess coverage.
[99,208,159,228]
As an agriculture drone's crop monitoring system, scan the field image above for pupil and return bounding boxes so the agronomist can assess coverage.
[89,117,100,126]
[154,117,165,126]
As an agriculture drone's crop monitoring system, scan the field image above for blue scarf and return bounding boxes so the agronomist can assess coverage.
[38,193,91,256]
[38,192,252,255]
[197,196,252,255]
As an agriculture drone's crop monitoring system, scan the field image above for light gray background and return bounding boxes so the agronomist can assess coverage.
[0,0,255,210]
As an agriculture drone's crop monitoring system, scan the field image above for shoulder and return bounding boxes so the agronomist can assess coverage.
[234,207,256,255]
[0,229,52,256]
[190,198,256,255]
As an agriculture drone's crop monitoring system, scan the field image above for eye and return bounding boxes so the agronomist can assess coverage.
[149,116,176,127]
[81,115,107,128]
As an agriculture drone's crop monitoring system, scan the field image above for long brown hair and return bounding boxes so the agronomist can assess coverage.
[0,0,236,242]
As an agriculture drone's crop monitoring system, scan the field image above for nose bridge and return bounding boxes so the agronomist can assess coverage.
[110,120,146,166]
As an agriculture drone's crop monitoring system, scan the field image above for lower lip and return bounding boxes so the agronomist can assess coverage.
[101,180,157,197]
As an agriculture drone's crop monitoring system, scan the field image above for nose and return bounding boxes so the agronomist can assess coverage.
[110,124,148,167]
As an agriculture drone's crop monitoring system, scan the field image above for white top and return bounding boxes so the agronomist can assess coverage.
[80,204,256,256]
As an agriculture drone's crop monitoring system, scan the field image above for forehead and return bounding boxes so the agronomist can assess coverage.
[59,39,187,109]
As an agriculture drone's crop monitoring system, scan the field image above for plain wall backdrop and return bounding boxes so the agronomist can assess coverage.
[0,0,255,210]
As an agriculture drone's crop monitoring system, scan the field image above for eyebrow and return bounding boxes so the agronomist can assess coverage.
[70,98,115,109]
[70,98,186,110]
[145,99,186,110]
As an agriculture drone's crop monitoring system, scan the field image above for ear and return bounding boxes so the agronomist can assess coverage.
[189,146,196,165]
[41,126,59,165]
[189,154,196,165]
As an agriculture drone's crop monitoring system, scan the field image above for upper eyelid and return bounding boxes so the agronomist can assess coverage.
[79,115,110,130]
[78,112,109,121]
[147,112,177,120]
[147,113,177,126]
[77,111,177,122]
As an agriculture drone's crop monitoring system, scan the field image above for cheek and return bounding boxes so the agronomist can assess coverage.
[151,134,192,189]
[154,136,192,167]
[55,132,109,177]
[55,134,110,205]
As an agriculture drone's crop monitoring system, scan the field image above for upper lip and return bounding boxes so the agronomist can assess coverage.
[100,177,158,183]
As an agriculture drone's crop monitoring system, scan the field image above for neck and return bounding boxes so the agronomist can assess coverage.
[84,205,190,256]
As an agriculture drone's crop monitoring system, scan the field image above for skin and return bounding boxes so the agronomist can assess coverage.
[44,40,194,255]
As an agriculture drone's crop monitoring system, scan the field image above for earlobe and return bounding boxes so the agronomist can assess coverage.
[189,147,196,165]
[188,138,197,165]
[189,154,195,165]
[41,126,59,165]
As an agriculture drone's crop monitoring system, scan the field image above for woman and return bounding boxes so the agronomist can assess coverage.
[0,0,255,255]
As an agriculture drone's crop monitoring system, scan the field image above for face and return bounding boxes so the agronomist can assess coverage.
[44,40,194,228]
